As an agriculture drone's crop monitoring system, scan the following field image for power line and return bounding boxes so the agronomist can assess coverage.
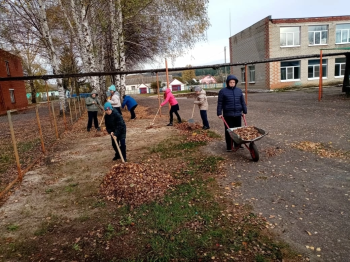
[0,51,349,82]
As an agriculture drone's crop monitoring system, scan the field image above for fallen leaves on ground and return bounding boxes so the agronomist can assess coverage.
[292,141,349,159]
[175,122,215,142]
[100,160,179,207]
[262,146,284,157]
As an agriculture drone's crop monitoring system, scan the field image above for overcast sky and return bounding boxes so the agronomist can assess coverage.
[145,0,349,69]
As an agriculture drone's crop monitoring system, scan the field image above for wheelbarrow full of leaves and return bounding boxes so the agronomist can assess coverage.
[221,115,268,162]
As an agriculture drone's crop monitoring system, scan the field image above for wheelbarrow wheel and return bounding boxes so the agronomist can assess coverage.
[249,142,259,162]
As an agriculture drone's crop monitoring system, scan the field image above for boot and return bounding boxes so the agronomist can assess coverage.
[87,128,91,132]
[167,122,173,126]
[96,127,101,131]
[113,153,120,161]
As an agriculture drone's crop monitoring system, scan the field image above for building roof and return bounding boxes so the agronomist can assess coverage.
[200,75,217,84]
[170,79,184,85]
[270,15,350,24]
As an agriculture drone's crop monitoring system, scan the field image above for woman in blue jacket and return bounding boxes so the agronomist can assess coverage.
[217,75,247,152]
[122,95,138,120]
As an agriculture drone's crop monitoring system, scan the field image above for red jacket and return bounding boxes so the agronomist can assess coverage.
[161,89,178,106]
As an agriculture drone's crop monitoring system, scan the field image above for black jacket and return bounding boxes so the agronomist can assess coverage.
[104,109,126,139]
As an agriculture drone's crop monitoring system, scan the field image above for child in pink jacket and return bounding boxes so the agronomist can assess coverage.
[160,88,182,126]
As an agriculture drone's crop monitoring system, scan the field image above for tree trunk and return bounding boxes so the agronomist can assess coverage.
[116,0,126,97]
[60,0,100,92]
[37,0,65,112]
[110,0,120,90]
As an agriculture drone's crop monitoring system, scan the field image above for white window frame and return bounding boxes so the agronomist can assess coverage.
[241,68,245,83]
[9,89,15,103]
[249,66,255,83]
[5,61,11,76]
[280,61,300,82]
[336,23,350,44]
[334,58,346,78]
[308,59,328,80]
[308,25,328,45]
[280,27,300,47]
[131,86,136,91]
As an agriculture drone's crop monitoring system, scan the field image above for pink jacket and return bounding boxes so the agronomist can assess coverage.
[161,89,178,106]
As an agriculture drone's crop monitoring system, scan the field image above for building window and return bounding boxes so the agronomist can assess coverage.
[308,59,327,79]
[281,61,300,81]
[10,89,15,103]
[308,25,328,45]
[335,58,346,77]
[249,66,255,82]
[241,68,245,83]
[336,23,350,44]
[131,86,136,91]
[280,27,300,47]
[5,61,11,76]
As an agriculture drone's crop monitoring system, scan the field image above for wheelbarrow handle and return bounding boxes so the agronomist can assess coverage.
[242,114,247,126]
[220,115,247,128]
[220,116,231,129]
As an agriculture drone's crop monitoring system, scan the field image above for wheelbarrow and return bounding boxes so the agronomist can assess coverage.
[221,115,267,162]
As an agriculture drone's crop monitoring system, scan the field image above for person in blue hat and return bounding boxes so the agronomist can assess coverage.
[104,102,127,161]
[107,85,122,115]
[122,95,138,120]
[217,75,247,152]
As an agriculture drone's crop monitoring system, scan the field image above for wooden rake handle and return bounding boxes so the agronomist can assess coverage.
[99,111,105,127]
[151,107,161,124]
[111,134,125,163]
[191,104,196,118]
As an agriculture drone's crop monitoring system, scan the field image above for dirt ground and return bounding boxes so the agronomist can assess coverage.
[0,87,349,261]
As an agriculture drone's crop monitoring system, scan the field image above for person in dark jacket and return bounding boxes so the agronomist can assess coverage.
[85,90,102,132]
[217,75,247,152]
[122,95,138,120]
[104,102,127,161]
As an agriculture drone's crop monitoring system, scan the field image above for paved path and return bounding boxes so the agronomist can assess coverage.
[137,86,350,261]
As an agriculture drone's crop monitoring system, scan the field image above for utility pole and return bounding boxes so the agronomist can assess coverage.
[224,46,227,86]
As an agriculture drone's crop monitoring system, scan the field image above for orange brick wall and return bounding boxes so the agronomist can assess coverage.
[0,49,28,113]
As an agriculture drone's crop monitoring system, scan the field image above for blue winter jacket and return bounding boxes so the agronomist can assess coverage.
[121,95,138,111]
[217,75,247,117]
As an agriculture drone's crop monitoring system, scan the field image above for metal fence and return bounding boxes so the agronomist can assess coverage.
[0,97,85,199]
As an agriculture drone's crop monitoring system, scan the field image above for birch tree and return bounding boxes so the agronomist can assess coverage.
[57,0,101,91]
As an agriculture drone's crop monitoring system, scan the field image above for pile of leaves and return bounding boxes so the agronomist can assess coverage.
[176,122,202,131]
[175,122,215,142]
[100,161,179,207]
[233,126,261,141]
[292,141,348,159]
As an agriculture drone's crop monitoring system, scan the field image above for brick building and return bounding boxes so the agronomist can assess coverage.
[0,49,28,113]
[229,15,350,90]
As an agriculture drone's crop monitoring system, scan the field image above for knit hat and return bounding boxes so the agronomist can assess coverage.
[194,86,202,92]
[108,85,116,91]
[104,102,113,110]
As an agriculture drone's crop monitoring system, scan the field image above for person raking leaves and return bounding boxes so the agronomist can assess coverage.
[160,88,182,126]
[104,102,127,161]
